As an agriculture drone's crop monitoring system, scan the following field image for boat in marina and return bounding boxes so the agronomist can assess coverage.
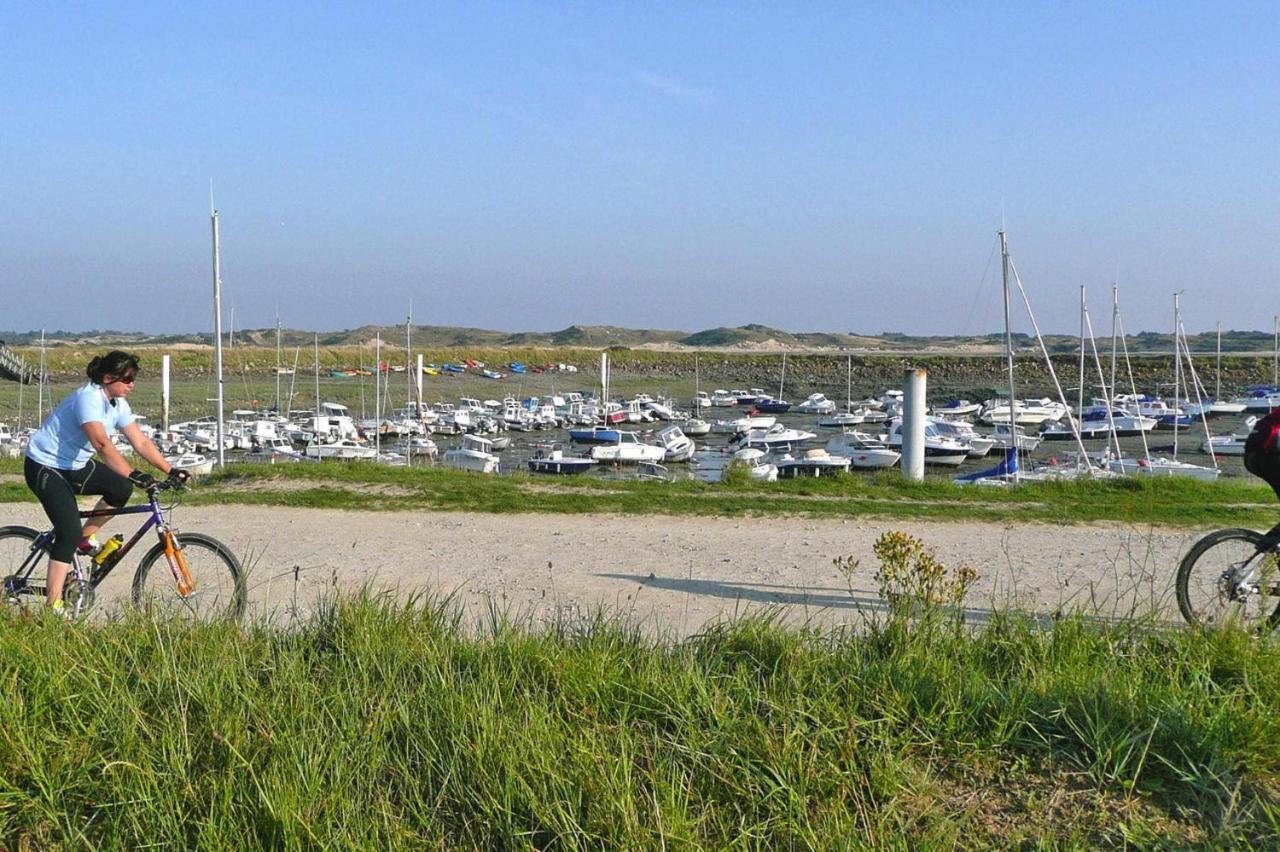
[527,447,597,475]
[711,413,776,434]
[683,417,711,436]
[568,425,622,444]
[931,399,982,418]
[795,393,837,415]
[304,438,377,460]
[657,424,697,462]
[590,432,665,464]
[881,419,969,466]
[443,434,501,473]
[824,431,901,469]
[775,448,851,478]
[730,447,778,481]
[816,410,866,428]
[729,423,817,453]
[165,452,214,476]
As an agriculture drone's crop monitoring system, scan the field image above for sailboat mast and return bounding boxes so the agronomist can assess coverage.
[313,333,320,414]
[1110,285,1119,405]
[211,210,226,469]
[1273,315,1278,387]
[846,354,852,413]
[778,352,786,400]
[275,312,282,412]
[375,333,381,458]
[1216,321,1222,400]
[1077,285,1086,422]
[1000,229,1016,456]
[405,307,413,407]
[1172,293,1182,458]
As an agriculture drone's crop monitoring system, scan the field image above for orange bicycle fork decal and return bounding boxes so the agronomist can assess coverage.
[164,532,195,597]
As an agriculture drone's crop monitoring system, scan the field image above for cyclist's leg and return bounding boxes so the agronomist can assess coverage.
[74,459,133,541]
[1243,451,1280,542]
[24,457,85,603]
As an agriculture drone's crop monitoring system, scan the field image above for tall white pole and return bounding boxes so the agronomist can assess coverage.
[161,354,171,432]
[1172,293,1182,459]
[314,333,320,414]
[37,329,45,421]
[415,354,423,407]
[1215,321,1222,400]
[375,333,381,458]
[275,312,282,412]
[1000,229,1017,480]
[1273,315,1278,387]
[211,210,226,469]
[902,368,926,481]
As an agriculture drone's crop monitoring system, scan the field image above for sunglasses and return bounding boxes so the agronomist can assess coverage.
[109,374,138,385]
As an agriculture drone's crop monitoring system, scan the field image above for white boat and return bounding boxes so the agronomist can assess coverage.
[731,448,778,481]
[683,417,711,437]
[930,399,982,418]
[304,438,377,460]
[1106,455,1220,482]
[590,432,665,464]
[729,423,817,453]
[978,398,1067,426]
[990,422,1044,452]
[817,410,866,428]
[657,424,696,462]
[443,434,501,473]
[795,393,837,415]
[824,431,901,469]
[1201,434,1248,456]
[709,389,738,407]
[165,452,214,476]
[775,448,851,478]
[881,420,969,467]
[398,436,439,457]
[711,414,776,434]
[929,417,996,458]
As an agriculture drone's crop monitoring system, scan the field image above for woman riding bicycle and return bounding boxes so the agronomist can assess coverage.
[24,351,189,611]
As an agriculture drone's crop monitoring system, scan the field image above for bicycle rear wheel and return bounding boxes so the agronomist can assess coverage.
[131,532,246,622]
[1176,528,1280,630]
[0,526,43,607]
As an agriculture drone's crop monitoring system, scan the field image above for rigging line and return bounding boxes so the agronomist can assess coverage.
[959,236,1000,338]
[1178,319,1219,471]
[1007,256,1095,472]
[1115,311,1152,462]
[1083,305,1123,460]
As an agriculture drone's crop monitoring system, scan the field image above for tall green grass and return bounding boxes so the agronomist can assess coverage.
[2,593,1277,847]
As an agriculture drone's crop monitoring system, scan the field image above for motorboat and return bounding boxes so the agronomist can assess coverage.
[397,436,439,457]
[590,432,666,464]
[817,410,865,429]
[568,425,621,444]
[930,399,982,419]
[928,417,995,458]
[1230,386,1280,412]
[775,448,851,479]
[795,393,837,415]
[304,438,377,460]
[881,420,969,467]
[527,448,597,475]
[657,424,696,462]
[683,417,711,437]
[443,435,501,473]
[752,396,792,414]
[165,452,214,476]
[709,389,738,407]
[731,448,778,481]
[1201,434,1248,456]
[990,422,1044,452]
[729,424,817,453]
[824,431,901,469]
[978,398,1067,426]
[1039,407,1156,441]
[711,413,776,434]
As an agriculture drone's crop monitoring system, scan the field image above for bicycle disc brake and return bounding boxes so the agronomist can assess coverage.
[63,576,96,617]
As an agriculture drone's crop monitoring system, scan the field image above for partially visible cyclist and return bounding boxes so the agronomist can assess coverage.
[1243,407,1280,540]
[23,350,189,611]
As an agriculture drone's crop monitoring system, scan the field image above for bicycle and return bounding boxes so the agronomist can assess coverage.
[1176,526,1280,631]
[2,479,245,621]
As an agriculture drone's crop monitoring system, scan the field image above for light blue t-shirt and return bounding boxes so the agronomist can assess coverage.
[26,383,134,470]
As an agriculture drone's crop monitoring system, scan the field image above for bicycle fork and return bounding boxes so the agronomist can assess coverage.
[160,528,195,597]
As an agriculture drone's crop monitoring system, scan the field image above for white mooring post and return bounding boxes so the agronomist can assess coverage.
[902,368,927,481]
[416,354,424,404]
[161,355,171,432]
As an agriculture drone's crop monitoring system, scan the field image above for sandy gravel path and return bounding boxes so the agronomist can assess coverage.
[5,504,1206,634]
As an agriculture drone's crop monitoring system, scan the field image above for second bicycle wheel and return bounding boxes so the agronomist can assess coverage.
[131,532,246,622]
[1176,528,1280,631]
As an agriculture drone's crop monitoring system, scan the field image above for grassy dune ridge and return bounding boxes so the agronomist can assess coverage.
[1,592,1277,847]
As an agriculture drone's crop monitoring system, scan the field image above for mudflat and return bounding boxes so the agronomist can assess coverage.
[6,504,1203,634]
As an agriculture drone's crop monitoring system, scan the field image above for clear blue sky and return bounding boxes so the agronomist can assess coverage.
[2,2,1277,337]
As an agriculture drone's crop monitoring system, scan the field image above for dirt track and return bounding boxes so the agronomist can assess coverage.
[6,504,1204,634]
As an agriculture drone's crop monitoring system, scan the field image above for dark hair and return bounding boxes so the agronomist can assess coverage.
[87,351,141,385]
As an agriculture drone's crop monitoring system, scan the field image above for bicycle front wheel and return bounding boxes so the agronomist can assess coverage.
[1176,528,1280,630]
[131,532,246,622]
[0,526,43,607]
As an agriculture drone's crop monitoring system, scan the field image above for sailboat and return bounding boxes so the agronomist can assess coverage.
[753,353,792,413]
[818,355,866,427]
[684,353,711,436]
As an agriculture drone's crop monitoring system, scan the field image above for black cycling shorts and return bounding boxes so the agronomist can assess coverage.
[24,456,133,562]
